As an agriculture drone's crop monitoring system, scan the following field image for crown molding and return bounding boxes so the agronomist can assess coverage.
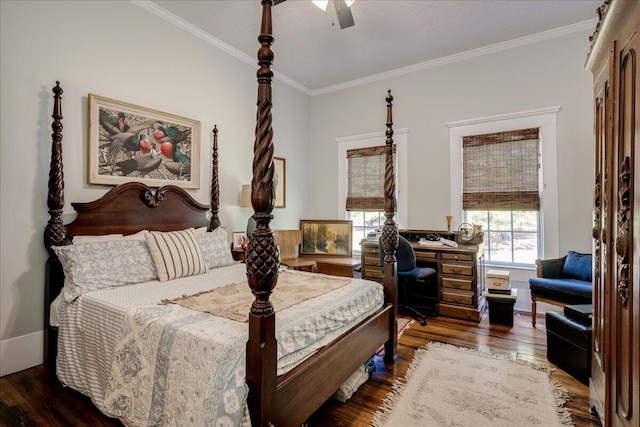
[311,19,597,96]
[133,0,595,98]
[131,0,313,96]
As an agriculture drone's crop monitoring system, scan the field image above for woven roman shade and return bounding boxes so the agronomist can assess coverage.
[346,145,395,211]
[463,128,540,211]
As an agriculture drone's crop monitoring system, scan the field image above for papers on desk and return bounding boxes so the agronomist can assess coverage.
[418,240,444,247]
[418,237,458,248]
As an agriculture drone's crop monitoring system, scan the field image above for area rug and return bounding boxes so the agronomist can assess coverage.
[372,342,572,427]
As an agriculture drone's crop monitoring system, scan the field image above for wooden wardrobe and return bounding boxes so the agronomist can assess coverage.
[586,1,639,426]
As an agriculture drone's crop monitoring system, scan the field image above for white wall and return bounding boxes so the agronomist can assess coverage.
[0,0,309,375]
[306,29,595,316]
[308,31,594,258]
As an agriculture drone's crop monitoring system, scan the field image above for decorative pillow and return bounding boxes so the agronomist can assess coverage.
[145,229,208,282]
[563,251,592,282]
[197,227,236,269]
[72,234,124,244]
[52,240,158,302]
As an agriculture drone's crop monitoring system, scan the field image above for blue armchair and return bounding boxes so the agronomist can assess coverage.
[529,251,592,327]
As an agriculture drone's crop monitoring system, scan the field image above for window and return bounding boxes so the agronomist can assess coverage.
[346,146,392,211]
[346,146,394,252]
[462,127,541,266]
[466,211,538,265]
[348,210,384,251]
[337,129,408,255]
[449,107,560,265]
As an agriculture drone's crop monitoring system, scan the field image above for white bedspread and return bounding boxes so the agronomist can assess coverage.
[56,263,383,426]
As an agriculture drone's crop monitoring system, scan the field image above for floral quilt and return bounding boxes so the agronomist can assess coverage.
[103,303,248,426]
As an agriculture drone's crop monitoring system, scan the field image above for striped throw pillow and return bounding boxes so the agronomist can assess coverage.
[145,229,208,281]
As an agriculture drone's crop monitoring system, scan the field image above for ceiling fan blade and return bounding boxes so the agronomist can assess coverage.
[333,0,355,29]
[273,0,287,5]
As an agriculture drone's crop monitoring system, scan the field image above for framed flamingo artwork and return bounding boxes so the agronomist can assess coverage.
[88,94,201,188]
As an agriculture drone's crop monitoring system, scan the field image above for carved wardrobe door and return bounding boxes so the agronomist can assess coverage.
[587,2,639,426]
[591,46,614,420]
[610,11,639,427]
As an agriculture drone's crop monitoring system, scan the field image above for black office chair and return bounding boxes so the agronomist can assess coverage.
[380,236,437,326]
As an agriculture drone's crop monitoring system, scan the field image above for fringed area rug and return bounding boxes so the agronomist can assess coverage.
[372,342,573,427]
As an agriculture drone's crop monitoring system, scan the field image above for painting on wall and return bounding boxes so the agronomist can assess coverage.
[88,94,201,188]
[300,220,353,257]
[274,157,286,208]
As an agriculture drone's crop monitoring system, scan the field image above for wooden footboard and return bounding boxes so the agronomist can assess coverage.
[275,305,392,426]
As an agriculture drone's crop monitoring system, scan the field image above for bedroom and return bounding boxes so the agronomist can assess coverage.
[0,0,605,425]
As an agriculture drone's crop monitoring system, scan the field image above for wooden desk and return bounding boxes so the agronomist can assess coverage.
[360,239,486,321]
[300,256,361,278]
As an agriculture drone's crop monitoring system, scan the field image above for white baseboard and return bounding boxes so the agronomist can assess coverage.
[0,330,43,376]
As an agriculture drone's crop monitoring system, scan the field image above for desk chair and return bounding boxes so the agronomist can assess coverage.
[380,236,437,326]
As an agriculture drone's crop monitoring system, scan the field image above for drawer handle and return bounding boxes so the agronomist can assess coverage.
[454,255,458,261]
[452,283,461,288]
[453,297,463,303]
[451,268,462,274]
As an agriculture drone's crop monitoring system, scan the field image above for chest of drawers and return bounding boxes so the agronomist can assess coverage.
[360,239,485,321]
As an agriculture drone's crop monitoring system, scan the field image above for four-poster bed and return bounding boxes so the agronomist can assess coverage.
[43,1,400,425]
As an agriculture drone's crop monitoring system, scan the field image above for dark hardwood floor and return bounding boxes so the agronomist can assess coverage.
[0,313,601,427]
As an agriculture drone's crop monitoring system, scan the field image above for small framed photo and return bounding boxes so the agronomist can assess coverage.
[300,219,353,257]
[88,94,201,188]
[232,232,247,250]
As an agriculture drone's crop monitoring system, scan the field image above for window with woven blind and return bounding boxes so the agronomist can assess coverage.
[463,128,540,211]
[346,145,395,211]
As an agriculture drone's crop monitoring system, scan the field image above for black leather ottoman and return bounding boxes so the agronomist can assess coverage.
[545,305,592,385]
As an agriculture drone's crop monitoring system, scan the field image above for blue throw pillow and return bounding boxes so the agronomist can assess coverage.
[563,251,592,282]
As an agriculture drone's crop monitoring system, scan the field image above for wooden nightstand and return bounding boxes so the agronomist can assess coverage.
[231,249,246,262]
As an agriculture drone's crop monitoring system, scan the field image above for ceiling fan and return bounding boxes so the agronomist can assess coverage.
[274,0,356,30]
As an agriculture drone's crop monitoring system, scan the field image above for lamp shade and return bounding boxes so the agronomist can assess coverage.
[240,184,252,208]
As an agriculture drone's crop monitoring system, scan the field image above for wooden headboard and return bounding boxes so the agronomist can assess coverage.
[44,82,221,254]
[43,82,222,365]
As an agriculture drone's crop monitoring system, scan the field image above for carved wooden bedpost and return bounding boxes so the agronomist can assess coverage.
[44,81,68,253]
[381,90,398,363]
[246,1,279,425]
[209,125,221,231]
[44,81,68,368]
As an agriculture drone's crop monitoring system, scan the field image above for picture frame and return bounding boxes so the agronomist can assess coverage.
[300,219,353,257]
[88,94,201,188]
[272,156,286,208]
[232,232,247,250]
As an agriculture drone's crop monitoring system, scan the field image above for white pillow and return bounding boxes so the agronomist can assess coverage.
[52,240,158,302]
[145,229,208,282]
[196,227,236,269]
[72,234,124,244]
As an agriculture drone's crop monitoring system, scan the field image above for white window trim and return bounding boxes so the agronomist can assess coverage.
[447,107,560,260]
[336,129,408,228]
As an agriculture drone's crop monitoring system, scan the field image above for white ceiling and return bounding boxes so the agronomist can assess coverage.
[143,0,602,95]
